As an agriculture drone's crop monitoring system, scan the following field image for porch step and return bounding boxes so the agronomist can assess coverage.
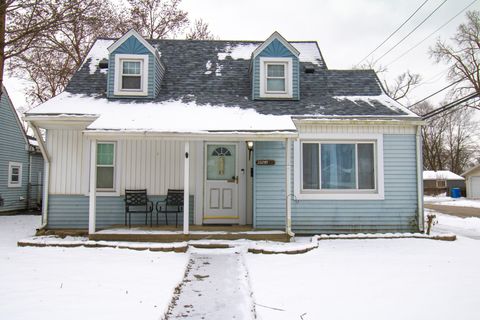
[89,232,291,243]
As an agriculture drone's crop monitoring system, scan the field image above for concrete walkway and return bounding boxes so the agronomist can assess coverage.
[164,248,256,319]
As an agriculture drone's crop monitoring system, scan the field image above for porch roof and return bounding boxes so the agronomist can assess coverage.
[25,92,298,134]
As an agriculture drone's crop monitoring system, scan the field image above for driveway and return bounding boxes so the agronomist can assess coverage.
[424,204,480,218]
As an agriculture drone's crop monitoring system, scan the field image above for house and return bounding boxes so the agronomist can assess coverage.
[462,164,480,199]
[0,87,44,213]
[24,30,424,237]
[423,170,465,196]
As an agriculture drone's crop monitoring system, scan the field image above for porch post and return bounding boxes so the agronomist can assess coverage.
[285,138,294,237]
[183,141,190,234]
[88,139,97,234]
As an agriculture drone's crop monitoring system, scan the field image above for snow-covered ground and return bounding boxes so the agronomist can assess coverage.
[424,195,480,208]
[0,215,188,320]
[246,237,480,320]
[3,214,480,320]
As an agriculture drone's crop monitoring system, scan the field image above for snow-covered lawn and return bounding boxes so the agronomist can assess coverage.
[0,215,188,320]
[246,237,480,320]
[425,195,480,208]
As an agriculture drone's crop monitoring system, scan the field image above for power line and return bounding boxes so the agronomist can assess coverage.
[385,0,477,68]
[372,0,449,66]
[421,92,479,119]
[408,67,479,109]
[356,0,430,66]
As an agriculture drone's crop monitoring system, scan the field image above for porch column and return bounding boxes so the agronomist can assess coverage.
[88,139,97,234]
[183,141,190,234]
[285,138,294,237]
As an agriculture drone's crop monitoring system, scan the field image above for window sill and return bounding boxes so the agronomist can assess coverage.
[113,90,148,97]
[7,184,21,188]
[89,191,120,197]
[294,192,384,200]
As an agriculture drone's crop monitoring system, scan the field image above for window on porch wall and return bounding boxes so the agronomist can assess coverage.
[96,142,115,190]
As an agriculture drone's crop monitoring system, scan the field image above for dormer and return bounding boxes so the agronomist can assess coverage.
[107,29,164,99]
[252,32,300,100]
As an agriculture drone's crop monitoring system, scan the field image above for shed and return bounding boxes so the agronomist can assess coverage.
[462,164,480,199]
[423,170,465,196]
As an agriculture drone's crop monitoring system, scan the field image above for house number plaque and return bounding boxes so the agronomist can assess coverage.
[256,159,275,165]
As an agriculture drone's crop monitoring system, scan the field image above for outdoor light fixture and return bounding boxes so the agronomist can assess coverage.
[246,141,254,160]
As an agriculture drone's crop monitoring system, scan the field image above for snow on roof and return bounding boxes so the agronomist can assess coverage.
[81,39,115,75]
[217,42,323,66]
[333,95,419,118]
[423,170,464,181]
[27,92,297,133]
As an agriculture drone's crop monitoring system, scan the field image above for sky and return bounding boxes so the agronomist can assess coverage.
[5,0,480,111]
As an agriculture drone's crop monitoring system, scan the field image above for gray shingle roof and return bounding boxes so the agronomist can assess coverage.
[65,38,417,118]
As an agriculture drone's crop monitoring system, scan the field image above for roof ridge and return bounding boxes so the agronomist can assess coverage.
[95,37,319,44]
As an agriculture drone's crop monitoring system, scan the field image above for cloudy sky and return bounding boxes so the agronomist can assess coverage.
[5,0,480,110]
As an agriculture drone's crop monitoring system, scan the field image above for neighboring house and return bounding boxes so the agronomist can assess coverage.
[0,87,44,213]
[462,164,480,199]
[423,170,465,196]
[25,30,424,235]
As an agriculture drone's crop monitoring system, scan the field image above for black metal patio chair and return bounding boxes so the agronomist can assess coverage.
[124,189,154,228]
[155,189,184,227]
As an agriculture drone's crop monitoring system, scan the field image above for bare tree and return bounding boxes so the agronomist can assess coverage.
[412,101,479,174]
[126,0,188,39]
[9,0,122,103]
[430,10,480,102]
[0,0,89,98]
[186,19,215,40]
[356,59,421,103]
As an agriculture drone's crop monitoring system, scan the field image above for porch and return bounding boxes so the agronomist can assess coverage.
[89,224,290,242]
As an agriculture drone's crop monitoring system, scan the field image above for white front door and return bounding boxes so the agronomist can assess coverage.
[204,143,239,223]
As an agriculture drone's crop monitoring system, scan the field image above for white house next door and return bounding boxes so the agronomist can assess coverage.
[204,143,239,223]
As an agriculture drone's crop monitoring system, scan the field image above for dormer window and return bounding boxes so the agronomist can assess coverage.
[266,63,286,93]
[259,57,293,99]
[113,54,149,96]
[121,61,142,90]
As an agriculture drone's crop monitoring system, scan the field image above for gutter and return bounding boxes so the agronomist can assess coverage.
[416,125,424,232]
[285,138,295,238]
[29,122,51,230]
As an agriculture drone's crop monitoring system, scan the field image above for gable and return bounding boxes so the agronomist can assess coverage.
[106,31,164,99]
[0,88,28,146]
[252,33,300,100]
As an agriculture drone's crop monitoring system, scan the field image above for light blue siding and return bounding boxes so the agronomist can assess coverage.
[47,195,194,229]
[0,89,30,212]
[107,35,164,99]
[252,38,300,100]
[253,141,286,229]
[254,135,420,234]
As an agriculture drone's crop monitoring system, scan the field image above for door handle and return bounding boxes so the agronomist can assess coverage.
[227,176,239,184]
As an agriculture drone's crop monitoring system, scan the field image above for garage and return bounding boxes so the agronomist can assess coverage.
[462,164,480,199]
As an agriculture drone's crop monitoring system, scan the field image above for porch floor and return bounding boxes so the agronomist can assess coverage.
[90,225,290,242]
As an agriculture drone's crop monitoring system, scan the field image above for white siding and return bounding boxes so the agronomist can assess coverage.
[47,129,84,194]
[46,129,197,195]
[296,124,416,135]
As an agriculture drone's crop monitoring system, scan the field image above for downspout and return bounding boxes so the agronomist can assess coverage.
[416,125,424,232]
[285,138,295,238]
[29,122,50,230]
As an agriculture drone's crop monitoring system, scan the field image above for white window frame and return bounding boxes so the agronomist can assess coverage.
[259,57,293,98]
[114,54,149,96]
[8,162,23,188]
[294,133,384,200]
[96,141,117,193]
[436,179,447,188]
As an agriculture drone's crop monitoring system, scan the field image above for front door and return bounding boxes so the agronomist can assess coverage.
[204,143,239,223]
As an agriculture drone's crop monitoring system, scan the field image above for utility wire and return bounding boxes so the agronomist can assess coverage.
[385,0,477,68]
[356,0,430,66]
[408,67,479,109]
[372,0,449,66]
[421,92,479,119]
